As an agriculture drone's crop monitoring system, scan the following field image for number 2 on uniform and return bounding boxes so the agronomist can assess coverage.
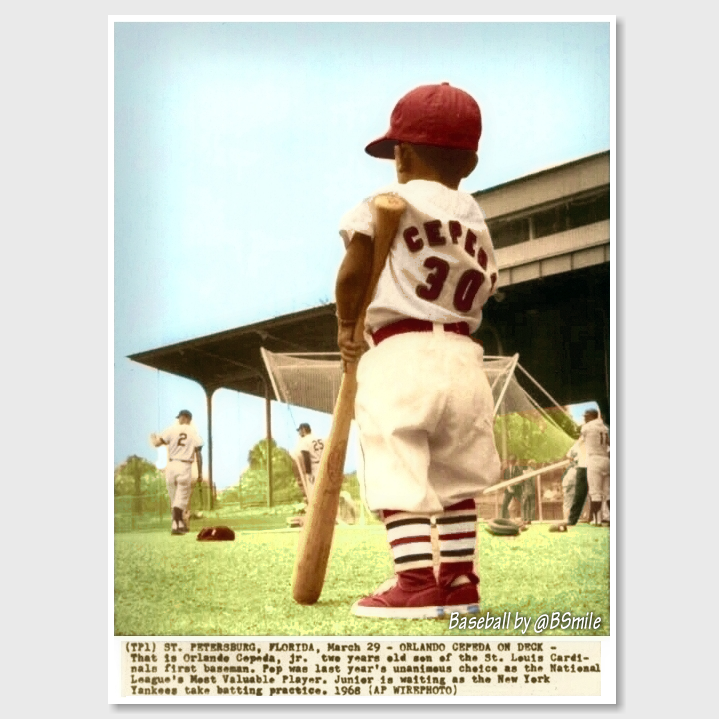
[415,255,487,312]
[178,432,187,447]
[313,440,324,452]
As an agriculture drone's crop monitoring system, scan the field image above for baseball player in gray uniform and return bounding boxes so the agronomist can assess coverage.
[292,422,325,500]
[335,82,501,618]
[561,453,578,523]
[151,409,204,535]
[581,409,610,525]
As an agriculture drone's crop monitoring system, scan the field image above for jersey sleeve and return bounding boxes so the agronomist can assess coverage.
[159,425,174,444]
[338,183,399,247]
[339,199,374,248]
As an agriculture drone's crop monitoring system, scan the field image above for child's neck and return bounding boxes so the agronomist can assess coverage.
[400,169,460,190]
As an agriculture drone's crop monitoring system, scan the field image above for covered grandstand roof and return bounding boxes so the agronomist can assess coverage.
[127,303,341,398]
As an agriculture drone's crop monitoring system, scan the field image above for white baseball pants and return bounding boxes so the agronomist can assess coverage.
[355,329,500,514]
[165,459,193,510]
[587,455,610,502]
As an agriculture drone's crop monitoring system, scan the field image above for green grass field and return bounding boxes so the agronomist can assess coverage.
[114,521,609,637]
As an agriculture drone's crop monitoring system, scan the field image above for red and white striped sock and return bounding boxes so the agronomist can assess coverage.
[435,499,478,588]
[381,510,435,574]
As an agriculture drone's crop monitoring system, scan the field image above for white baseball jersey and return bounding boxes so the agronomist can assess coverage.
[295,432,325,475]
[160,422,204,462]
[341,179,501,513]
[581,418,610,457]
[339,179,498,336]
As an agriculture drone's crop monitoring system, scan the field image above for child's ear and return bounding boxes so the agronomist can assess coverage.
[463,152,479,178]
[393,143,410,173]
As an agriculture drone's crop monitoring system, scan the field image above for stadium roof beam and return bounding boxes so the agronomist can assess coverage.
[128,303,339,398]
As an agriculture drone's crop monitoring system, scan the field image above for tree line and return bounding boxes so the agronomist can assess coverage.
[114,438,307,513]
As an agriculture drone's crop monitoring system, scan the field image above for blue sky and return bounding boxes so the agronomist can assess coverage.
[113,19,612,489]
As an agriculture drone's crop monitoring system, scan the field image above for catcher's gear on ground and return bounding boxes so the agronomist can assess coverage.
[197,526,235,541]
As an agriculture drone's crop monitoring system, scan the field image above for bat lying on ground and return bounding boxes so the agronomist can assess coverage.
[482,458,571,495]
[292,193,407,605]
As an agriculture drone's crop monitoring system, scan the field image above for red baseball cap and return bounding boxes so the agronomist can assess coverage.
[365,82,482,159]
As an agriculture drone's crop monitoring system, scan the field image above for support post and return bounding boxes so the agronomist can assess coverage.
[536,474,543,522]
[205,387,215,510]
[265,381,273,508]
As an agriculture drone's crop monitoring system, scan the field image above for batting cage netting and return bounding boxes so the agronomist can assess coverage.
[261,348,580,522]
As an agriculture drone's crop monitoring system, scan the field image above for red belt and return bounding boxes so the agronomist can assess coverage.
[371,318,471,346]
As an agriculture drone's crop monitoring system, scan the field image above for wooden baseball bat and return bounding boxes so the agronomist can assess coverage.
[292,193,407,605]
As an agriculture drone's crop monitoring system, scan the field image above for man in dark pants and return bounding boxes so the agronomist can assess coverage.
[566,438,588,525]
[521,460,537,523]
[500,455,524,519]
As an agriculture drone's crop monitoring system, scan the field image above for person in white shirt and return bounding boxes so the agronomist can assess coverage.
[581,409,610,526]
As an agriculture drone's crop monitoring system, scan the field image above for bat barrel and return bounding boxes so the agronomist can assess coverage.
[291,374,356,604]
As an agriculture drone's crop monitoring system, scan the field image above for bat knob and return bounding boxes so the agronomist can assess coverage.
[373,193,407,214]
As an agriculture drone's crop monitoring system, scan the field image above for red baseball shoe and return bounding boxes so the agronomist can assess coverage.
[351,569,444,619]
[441,577,480,617]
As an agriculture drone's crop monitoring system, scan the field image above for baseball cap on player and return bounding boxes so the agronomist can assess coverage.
[298,423,311,433]
[365,82,482,159]
[583,409,599,420]
[177,409,192,420]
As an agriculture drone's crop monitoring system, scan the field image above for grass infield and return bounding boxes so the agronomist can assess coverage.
[114,521,609,637]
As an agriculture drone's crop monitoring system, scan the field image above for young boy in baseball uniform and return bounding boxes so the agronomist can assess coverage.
[151,409,204,535]
[335,82,501,618]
